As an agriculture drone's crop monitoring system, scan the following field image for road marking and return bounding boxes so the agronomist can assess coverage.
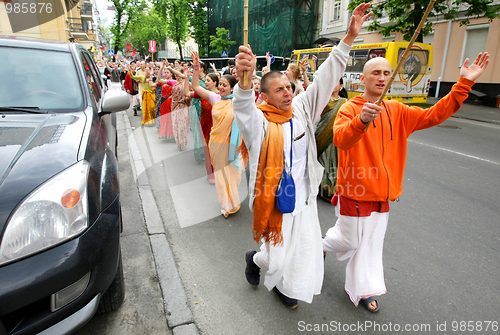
[449,117,500,129]
[408,139,500,166]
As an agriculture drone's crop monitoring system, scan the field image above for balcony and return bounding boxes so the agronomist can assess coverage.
[68,17,88,39]
[80,4,93,21]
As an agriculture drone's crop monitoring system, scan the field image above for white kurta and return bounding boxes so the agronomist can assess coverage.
[233,41,351,303]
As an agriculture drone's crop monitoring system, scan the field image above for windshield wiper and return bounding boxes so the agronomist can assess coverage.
[0,106,48,114]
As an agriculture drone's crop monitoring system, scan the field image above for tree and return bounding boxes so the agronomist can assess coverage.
[154,0,191,61]
[348,0,500,42]
[110,0,146,56]
[99,25,113,50]
[209,27,236,56]
[127,10,168,58]
[189,0,210,57]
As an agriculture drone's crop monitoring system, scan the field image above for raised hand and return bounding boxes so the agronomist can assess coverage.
[191,51,200,66]
[343,3,372,45]
[235,44,256,90]
[299,59,309,72]
[460,52,489,82]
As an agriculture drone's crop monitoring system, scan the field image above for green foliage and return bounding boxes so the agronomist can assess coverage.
[348,0,500,42]
[110,0,147,54]
[189,0,210,57]
[209,27,236,56]
[100,25,113,49]
[127,10,167,57]
[154,0,191,60]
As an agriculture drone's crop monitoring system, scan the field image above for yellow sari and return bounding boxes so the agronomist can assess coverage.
[142,90,155,126]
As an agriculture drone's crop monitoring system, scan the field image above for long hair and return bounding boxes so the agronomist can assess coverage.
[222,74,237,88]
[288,64,302,81]
[207,73,219,87]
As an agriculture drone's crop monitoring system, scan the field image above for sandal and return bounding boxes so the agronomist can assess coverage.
[359,296,380,313]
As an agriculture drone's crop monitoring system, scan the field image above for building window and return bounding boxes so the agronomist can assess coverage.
[381,35,395,43]
[330,0,341,21]
[461,24,489,66]
[423,33,434,45]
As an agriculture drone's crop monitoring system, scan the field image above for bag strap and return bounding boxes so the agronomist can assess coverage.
[283,119,293,173]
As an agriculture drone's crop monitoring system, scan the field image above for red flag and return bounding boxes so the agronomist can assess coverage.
[148,40,157,53]
[132,48,136,57]
[101,45,105,51]
[126,42,131,51]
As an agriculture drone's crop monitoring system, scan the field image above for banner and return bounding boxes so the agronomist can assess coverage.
[148,40,157,53]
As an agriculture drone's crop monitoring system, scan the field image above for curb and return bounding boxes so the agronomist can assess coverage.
[122,111,199,335]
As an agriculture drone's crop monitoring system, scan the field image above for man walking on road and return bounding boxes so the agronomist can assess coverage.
[233,3,372,309]
[324,52,489,312]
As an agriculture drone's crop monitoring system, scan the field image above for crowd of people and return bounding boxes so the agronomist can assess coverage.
[98,1,490,314]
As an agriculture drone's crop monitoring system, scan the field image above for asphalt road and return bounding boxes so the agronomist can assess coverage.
[78,104,500,335]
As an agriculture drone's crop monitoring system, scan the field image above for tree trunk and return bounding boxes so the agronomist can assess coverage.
[177,40,184,61]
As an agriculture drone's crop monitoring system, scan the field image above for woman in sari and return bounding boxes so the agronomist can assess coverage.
[190,51,247,218]
[152,64,165,130]
[185,72,219,184]
[167,66,188,150]
[315,78,347,200]
[185,62,208,162]
[157,66,176,140]
[130,68,155,126]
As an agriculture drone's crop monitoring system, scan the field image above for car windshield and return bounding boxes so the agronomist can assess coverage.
[0,46,83,111]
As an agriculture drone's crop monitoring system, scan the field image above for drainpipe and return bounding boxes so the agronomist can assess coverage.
[435,20,452,98]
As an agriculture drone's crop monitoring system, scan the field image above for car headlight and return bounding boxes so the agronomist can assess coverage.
[0,160,90,266]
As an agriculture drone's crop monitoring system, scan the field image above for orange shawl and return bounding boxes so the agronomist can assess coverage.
[252,104,293,246]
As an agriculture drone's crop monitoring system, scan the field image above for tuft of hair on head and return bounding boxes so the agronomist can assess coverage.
[260,71,286,94]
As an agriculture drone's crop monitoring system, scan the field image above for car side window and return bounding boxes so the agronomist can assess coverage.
[86,53,103,92]
[80,51,101,105]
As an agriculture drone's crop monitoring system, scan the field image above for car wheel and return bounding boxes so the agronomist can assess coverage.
[97,252,125,314]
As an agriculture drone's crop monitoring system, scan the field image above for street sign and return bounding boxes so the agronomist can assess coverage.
[108,50,114,57]
[221,50,228,58]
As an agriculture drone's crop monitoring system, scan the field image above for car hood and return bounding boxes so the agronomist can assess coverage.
[0,112,87,233]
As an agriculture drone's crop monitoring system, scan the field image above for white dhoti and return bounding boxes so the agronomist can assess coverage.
[253,201,324,303]
[109,81,122,91]
[323,201,388,306]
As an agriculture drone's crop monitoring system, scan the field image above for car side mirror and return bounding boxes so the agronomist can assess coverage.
[100,90,130,116]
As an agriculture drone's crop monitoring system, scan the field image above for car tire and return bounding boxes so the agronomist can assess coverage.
[97,252,125,314]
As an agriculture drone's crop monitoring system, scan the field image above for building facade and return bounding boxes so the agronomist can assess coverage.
[0,0,101,53]
[318,0,500,106]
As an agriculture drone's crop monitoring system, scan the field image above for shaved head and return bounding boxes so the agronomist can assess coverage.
[361,57,392,101]
[363,57,392,75]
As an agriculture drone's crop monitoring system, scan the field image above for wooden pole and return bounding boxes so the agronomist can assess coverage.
[366,0,437,127]
[243,0,249,86]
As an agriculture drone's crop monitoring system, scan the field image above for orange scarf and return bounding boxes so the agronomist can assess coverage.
[252,103,293,246]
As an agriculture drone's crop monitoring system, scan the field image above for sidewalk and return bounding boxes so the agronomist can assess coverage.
[122,111,199,335]
[427,96,500,125]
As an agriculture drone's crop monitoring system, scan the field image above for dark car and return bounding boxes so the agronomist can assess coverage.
[0,37,129,334]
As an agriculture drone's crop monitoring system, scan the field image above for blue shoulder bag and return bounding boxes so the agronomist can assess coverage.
[276,119,296,214]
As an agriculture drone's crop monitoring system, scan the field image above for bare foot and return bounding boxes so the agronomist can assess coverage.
[362,298,377,311]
